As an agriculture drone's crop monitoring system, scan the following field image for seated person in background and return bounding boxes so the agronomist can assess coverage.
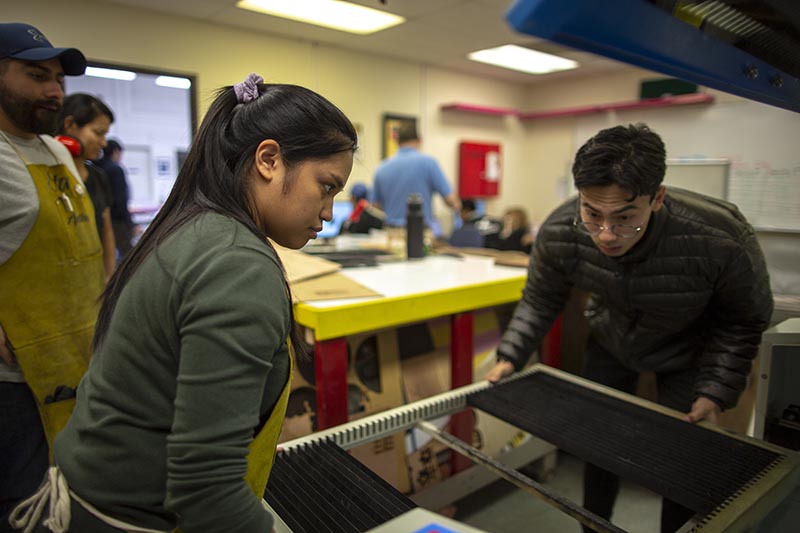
[448,198,485,247]
[461,198,503,238]
[341,182,384,233]
[458,198,480,225]
[485,206,533,253]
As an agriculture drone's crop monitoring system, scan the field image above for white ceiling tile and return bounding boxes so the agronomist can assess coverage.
[91,0,627,85]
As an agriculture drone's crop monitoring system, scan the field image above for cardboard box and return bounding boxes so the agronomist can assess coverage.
[279,308,519,496]
[406,430,452,493]
[348,433,409,493]
[399,310,524,494]
[278,337,318,442]
[472,350,528,458]
[278,327,409,492]
[346,328,410,493]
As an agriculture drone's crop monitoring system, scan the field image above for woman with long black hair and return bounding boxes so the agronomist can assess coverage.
[12,73,358,533]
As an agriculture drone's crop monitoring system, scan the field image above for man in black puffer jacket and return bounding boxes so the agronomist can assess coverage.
[485,123,773,533]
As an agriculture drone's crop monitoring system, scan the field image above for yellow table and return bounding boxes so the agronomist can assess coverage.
[294,255,527,470]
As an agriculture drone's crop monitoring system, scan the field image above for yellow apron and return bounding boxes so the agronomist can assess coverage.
[11,353,295,533]
[169,351,293,533]
[0,133,104,453]
[89,354,294,533]
[244,350,294,499]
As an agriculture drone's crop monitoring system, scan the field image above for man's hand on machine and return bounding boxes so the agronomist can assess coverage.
[485,359,515,383]
[684,396,721,425]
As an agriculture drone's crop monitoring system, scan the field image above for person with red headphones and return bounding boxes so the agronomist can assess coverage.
[56,94,117,279]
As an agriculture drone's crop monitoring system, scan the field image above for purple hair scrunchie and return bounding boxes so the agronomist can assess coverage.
[233,73,264,104]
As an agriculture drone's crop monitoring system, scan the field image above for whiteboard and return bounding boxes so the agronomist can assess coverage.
[664,159,729,200]
[574,98,800,231]
[565,158,730,200]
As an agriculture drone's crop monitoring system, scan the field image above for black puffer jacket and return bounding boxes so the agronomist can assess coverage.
[497,188,773,409]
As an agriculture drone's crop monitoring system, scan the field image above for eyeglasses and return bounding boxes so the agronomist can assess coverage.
[573,218,643,238]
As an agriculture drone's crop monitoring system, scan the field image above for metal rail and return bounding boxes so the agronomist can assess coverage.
[417,420,627,533]
[279,368,536,451]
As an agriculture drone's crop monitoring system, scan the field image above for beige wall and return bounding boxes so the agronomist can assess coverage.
[515,71,754,224]
[8,0,695,231]
[516,68,660,224]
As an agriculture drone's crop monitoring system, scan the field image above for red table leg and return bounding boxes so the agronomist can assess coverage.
[450,312,474,474]
[314,337,349,430]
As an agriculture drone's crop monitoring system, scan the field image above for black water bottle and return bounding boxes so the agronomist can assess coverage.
[406,193,425,259]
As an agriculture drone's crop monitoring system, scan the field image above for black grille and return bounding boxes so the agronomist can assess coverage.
[467,372,782,515]
[264,439,416,532]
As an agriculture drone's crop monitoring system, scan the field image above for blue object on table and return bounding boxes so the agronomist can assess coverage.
[412,524,461,533]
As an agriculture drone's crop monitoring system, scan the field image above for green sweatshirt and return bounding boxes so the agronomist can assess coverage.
[54,212,291,532]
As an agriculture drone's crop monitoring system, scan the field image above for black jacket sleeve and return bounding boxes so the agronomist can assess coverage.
[495,228,573,370]
[695,227,773,409]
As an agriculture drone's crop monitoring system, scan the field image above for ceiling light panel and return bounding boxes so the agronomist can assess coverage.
[468,44,578,75]
[236,0,405,35]
[85,66,137,81]
[155,76,192,89]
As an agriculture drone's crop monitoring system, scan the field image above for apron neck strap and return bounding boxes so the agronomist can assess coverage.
[1,130,60,166]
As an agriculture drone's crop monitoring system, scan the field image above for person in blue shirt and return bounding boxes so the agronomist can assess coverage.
[372,124,460,228]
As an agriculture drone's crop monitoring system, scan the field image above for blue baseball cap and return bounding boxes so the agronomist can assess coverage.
[351,183,368,200]
[0,23,87,75]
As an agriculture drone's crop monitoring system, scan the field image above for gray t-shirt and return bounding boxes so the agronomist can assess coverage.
[0,132,81,382]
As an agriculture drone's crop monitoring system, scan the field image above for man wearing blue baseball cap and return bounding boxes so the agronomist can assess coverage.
[0,23,86,74]
[0,23,105,531]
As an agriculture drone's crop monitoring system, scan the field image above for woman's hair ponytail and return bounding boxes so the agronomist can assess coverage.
[94,80,357,359]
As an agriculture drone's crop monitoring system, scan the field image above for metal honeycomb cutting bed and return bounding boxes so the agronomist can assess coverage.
[264,439,416,533]
[467,370,789,524]
[266,365,800,532]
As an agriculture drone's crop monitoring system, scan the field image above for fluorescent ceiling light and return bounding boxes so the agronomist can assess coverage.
[236,0,405,35]
[468,45,578,75]
[85,66,137,81]
[156,76,192,90]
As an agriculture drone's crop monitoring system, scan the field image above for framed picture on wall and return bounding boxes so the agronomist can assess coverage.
[382,114,417,159]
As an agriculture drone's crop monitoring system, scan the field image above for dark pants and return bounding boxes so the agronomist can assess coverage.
[0,383,48,532]
[112,221,133,260]
[580,341,697,533]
